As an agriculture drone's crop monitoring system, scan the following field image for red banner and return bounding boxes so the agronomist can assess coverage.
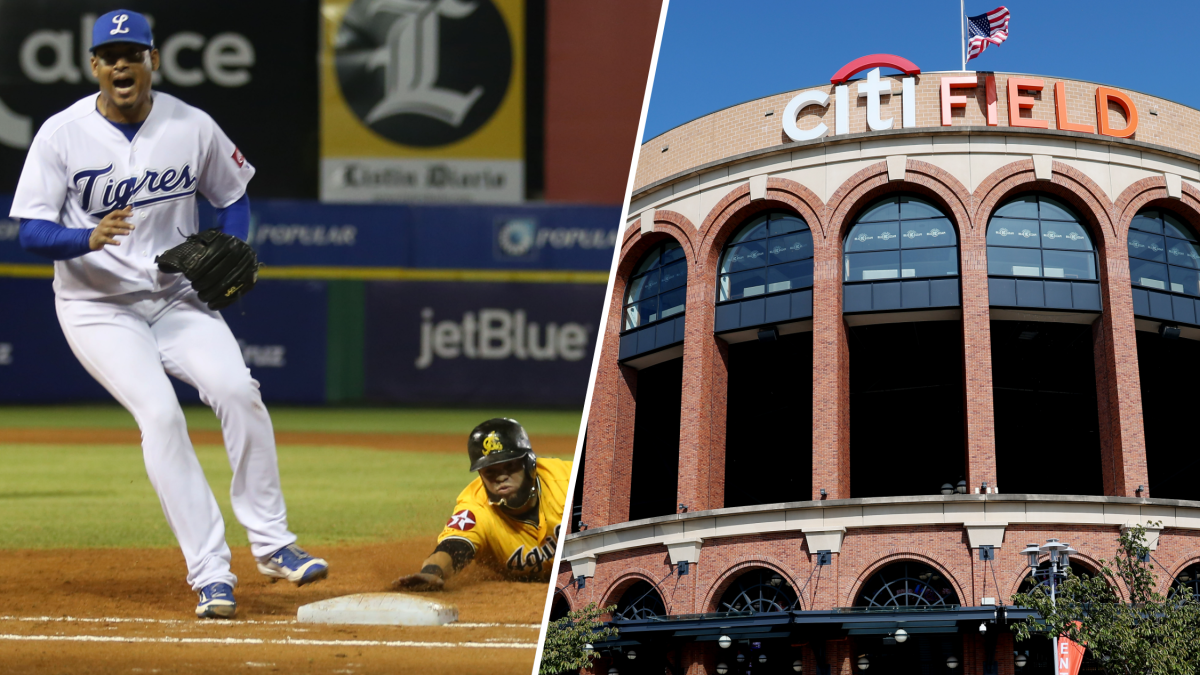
[1057,623,1087,675]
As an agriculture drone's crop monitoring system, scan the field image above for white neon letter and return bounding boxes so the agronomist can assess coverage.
[782,90,830,142]
[902,77,916,128]
[856,68,894,131]
[835,85,849,135]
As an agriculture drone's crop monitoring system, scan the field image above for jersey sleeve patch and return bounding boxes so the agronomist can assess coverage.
[447,509,477,531]
[231,147,246,168]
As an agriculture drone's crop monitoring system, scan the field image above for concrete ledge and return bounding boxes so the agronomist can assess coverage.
[562,494,1198,560]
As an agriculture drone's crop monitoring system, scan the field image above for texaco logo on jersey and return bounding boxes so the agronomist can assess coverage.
[334,0,513,147]
[447,509,476,531]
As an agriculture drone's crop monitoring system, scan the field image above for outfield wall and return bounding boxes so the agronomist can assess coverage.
[0,199,617,406]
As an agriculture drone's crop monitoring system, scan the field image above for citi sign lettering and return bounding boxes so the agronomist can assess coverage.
[73,164,198,214]
[783,54,1138,141]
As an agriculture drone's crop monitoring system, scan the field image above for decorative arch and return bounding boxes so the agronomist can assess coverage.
[972,159,1116,249]
[702,558,806,613]
[826,158,973,245]
[697,177,827,266]
[1163,557,1200,598]
[1005,550,1113,601]
[548,589,573,621]
[1113,177,1200,240]
[843,552,968,609]
[600,569,668,613]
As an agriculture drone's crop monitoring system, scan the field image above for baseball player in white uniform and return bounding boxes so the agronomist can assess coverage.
[9,10,328,619]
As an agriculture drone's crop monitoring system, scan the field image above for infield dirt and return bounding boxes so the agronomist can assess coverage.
[0,540,547,674]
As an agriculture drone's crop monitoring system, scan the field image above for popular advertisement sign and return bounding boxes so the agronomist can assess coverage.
[0,278,328,403]
[0,0,320,198]
[319,0,525,203]
[363,281,601,406]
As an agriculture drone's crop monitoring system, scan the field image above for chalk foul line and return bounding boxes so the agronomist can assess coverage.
[0,634,535,649]
[0,616,538,629]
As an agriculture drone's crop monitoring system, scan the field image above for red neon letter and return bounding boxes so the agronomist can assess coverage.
[1054,81,1094,133]
[1096,87,1138,138]
[986,75,998,126]
[941,76,977,126]
[1008,77,1048,129]
[830,54,921,84]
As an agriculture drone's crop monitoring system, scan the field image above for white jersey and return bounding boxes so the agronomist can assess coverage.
[10,91,254,299]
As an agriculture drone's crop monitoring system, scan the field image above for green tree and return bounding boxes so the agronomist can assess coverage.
[539,603,619,675]
[1011,523,1200,675]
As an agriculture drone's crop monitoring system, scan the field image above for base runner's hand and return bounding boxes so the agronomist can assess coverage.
[391,573,445,592]
[90,206,134,250]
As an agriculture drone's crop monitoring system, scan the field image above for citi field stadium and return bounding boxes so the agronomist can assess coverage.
[555,56,1200,674]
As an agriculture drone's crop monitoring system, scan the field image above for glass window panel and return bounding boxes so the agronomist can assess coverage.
[635,296,658,326]
[987,219,1041,247]
[721,240,767,273]
[901,247,959,278]
[660,243,686,265]
[845,221,900,252]
[899,198,943,219]
[721,269,769,301]
[1169,265,1200,296]
[987,247,1042,277]
[900,218,956,249]
[624,305,639,330]
[1042,250,1097,280]
[767,259,814,293]
[626,270,659,303]
[1128,230,1166,262]
[767,230,813,264]
[844,250,901,281]
[728,216,769,245]
[1163,213,1198,242]
[993,196,1038,219]
[633,248,662,275]
[660,259,687,291]
[1131,212,1162,234]
[1040,221,1093,251]
[1167,237,1200,269]
[768,215,806,236]
[857,198,899,222]
[1130,258,1168,290]
[659,286,687,318]
[1038,196,1078,221]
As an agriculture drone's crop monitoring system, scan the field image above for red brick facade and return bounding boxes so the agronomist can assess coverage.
[570,73,1200,674]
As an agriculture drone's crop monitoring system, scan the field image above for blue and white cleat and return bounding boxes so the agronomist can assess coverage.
[258,544,329,586]
[195,582,237,619]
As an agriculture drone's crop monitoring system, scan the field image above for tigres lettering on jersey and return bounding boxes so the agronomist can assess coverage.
[437,457,572,581]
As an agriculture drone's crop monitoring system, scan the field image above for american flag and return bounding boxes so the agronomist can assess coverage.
[966,6,1010,62]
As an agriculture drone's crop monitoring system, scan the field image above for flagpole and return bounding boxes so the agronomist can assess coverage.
[960,0,966,70]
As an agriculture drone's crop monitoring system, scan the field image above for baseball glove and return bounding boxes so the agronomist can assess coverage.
[155,229,259,310]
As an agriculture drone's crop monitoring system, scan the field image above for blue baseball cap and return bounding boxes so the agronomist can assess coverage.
[91,10,154,52]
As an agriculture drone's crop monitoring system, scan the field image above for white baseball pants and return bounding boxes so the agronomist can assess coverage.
[55,284,296,590]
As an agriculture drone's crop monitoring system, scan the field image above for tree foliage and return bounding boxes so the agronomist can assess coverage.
[539,603,619,675]
[1011,523,1200,675]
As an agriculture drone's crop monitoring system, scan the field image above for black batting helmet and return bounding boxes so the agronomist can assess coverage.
[467,418,537,473]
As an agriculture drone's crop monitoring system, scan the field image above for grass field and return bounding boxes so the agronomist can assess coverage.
[0,405,582,550]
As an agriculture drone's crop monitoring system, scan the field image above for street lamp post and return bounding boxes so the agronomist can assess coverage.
[1022,538,1079,669]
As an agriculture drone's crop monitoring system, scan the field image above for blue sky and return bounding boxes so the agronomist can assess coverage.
[644,1,1199,141]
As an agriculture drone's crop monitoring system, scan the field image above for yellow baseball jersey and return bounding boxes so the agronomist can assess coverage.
[437,457,572,581]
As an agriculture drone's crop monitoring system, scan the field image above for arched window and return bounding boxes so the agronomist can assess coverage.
[620,240,687,362]
[716,568,800,614]
[714,212,814,333]
[855,561,960,608]
[1016,560,1094,596]
[549,592,572,622]
[614,580,667,620]
[843,196,960,313]
[986,195,1101,311]
[1129,209,1200,324]
[1170,563,1200,600]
